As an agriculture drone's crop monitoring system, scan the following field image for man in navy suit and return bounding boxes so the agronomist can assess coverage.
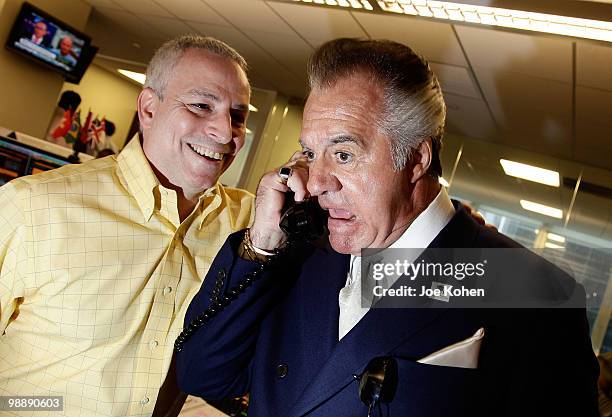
[176,38,599,416]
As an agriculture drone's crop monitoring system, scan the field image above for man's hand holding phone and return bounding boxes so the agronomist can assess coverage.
[249,152,311,251]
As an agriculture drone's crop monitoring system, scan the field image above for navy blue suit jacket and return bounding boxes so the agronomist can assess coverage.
[177,204,599,416]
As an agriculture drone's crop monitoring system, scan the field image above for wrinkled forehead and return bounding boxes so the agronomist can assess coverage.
[302,77,385,138]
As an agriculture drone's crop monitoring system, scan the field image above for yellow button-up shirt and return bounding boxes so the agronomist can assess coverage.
[0,138,254,416]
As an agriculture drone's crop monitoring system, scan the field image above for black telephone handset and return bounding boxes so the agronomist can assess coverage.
[279,192,327,243]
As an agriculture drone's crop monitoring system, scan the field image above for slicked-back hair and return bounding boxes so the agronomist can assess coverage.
[144,35,248,100]
[307,38,445,177]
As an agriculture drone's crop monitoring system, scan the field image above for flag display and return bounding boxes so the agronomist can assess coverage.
[51,109,72,139]
[64,109,81,144]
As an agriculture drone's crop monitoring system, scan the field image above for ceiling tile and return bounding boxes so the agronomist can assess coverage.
[575,87,612,170]
[93,7,162,42]
[351,12,467,67]
[474,69,573,158]
[576,41,612,91]
[188,22,303,96]
[475,68,572,124]
[444,94,498,141]
[138,15,195,38]
[246,30,313,78]
[113,0,174,18]
[86,9,161,63]
[85,0,122,9]
[204,0,296,35]
[576,86,612,127]
[455,25,572,83]
[152,0,228,25]
[430,63,479,99]
[266,1,367,47]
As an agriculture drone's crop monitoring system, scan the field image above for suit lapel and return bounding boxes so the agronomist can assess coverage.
[296,245,350,363]
[286,202,481,416]
[286,306,448,416]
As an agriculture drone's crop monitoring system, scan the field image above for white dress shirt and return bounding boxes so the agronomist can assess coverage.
[338,187,456,340]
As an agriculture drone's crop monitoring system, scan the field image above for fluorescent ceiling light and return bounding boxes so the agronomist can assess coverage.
[294,0,373,10]
[547,232,566,243]
[544,242,564,249]
[439,176,449,187]
[249,104,258,112]
[295,0,612,43]
[500,159,560,187]
[520,199,563,219]
[118,69,146,85]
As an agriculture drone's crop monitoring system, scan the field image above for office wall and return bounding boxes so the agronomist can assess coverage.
[60,65,141,150]
[244,96,304,193]
[0,0,91,138]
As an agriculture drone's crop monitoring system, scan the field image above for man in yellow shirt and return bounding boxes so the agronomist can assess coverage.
[0,35,253,416]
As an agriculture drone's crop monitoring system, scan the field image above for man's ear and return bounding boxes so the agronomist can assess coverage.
[137,88,159,131]
[410,138,433,183]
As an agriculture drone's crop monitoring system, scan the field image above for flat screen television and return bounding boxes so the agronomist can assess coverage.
[5,2,98,84]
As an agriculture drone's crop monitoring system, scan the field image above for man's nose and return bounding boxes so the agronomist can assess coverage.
[307,161,341,196]
[205,111,232,144]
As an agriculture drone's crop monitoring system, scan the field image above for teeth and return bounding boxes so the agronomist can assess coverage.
[189,144,223,160]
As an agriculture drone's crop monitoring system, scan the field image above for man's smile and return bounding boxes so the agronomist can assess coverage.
[187,143,225,162]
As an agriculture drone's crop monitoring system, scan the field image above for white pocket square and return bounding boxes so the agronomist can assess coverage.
[417,327,485,369]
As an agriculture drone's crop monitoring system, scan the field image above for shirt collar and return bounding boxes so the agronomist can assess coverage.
[117,136,159,222]
[117,136,226,226]
[196,183,222,230]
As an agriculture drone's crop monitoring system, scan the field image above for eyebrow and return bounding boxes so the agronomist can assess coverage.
[185,88,249,111]
[330,135,363,146]
[186,88,218,101]
[299,135,363,149]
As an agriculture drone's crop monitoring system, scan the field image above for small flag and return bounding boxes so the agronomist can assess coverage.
[91,117,106,145]
[64,109,81,144]
[51,109,72,139]
[80,110,93,144]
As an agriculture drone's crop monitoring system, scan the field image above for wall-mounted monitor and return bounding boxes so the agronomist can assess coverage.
[4,2,98,84]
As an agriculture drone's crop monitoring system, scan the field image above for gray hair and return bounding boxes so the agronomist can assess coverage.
[144,35,248,100]
[307,38,445,177]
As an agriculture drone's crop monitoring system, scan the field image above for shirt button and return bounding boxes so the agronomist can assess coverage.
[140,397,150,406]
[149,340,159,350]
[276,363,288,379]
[163,286,172,295]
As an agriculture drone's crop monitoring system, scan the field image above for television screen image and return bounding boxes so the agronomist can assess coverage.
[5,2,96,83]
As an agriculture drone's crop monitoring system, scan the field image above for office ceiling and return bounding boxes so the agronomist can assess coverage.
[82,0,612,241]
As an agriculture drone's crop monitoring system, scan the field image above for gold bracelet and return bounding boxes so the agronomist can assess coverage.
[238,228,276,263]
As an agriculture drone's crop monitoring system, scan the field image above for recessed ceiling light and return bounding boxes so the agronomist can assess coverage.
[547,232,566,243]
[520,200,563,219]
[439,177,449,187]
[249,104,258,112]
[500,159,560,187]
[118,69,146,85]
